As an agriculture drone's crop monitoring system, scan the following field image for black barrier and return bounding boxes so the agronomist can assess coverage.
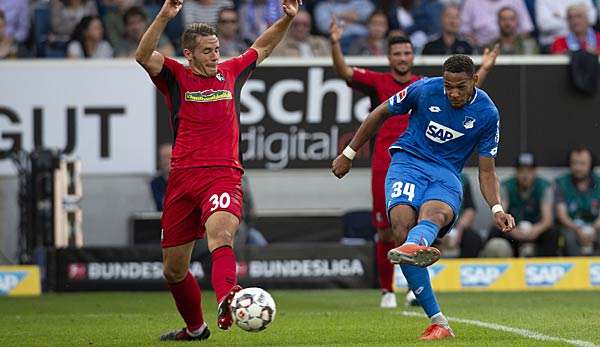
[53,243,375,291]
[156,63,600,169]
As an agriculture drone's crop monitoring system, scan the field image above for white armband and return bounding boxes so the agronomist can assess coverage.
[342,146,356,160]
[491,204,504,215]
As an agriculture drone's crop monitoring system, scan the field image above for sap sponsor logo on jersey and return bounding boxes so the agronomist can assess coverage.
[426,121,465,144]
[248,259,365,278]
[526,263,573,286]
[460,265,508,287]
[429,106,441,113]
[396,265,445,288]
[67,262,205,281]
[590,263,600,286]
[0,271,27,296]
[185,89,232,103]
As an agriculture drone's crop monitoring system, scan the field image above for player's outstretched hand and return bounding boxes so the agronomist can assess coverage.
[331,154,352,179]
[282,0,301,18]
[494,211,515,233]
[330,16,344,44]
[159,0,183,20]
[481,44,500,71]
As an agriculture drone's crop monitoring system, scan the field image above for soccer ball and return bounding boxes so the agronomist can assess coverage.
[230,287,276,332]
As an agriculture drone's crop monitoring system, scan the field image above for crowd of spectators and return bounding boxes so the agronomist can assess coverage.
[440,147,600,258]
[1,0,600,59]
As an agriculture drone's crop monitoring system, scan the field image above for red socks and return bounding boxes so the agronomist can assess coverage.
[211,245,237,302]
[167,271,204,331]
[376,240,396,292]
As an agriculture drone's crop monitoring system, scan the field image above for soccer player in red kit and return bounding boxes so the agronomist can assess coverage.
[135,0,300,341]
[329,16,499,308]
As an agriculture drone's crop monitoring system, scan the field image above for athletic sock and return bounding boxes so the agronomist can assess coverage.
[400,220,442,318]
[211,245,237,302]
[400,264,441,317]
[431,312,449,328]
[186,323,207,336]
[167,271,204,332]
[375,240,396,292]
[405,220,439,246]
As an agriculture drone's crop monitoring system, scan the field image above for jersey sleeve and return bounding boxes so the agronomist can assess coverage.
[150,56,184,97]
[387,79,423,115]
[478,108,500,157]
[221,48,259,79]
[348,68,378,90]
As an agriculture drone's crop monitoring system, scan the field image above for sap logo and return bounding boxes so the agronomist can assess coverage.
[0,272,27,295]
[526,264,572,286]
[395,264,445,288]
[590,263,600,286]
[460,265,508,287]
[429,106,441,113]
[490,147,498,156]
[426,121,464,144]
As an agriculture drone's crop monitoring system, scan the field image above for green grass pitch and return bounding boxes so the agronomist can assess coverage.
[1,290,599,346]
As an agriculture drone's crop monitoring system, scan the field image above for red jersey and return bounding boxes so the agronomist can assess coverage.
[349,68,420,169]
[550,32,600,54]
[151,49,258,171]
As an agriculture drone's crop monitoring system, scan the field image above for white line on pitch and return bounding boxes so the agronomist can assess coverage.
[401,311,599,347]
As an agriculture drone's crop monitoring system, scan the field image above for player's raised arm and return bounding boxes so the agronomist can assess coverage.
[475,44,500,87]
[478,156,516,233]
[251,0,301,65]
[329,16,353,83]
[135,0,182,76]
[330,102,391,179]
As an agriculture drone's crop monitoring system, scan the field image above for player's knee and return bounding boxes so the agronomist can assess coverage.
[391,219,415,244]
[163,261,189,283]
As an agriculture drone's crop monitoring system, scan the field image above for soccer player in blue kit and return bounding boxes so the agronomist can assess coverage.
[332,55,516,340]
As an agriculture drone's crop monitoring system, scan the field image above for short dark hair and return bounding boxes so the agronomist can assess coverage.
[123,6,147,25]
[498,6,518,19]
[443,54,475,76]
[387,34,412,50]
[181,23,217,51]
[218,7,238,21]
[568,146,596,168]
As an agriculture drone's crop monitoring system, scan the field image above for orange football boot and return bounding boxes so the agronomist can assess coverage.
[419,323,455,340]
[387,243,441,267]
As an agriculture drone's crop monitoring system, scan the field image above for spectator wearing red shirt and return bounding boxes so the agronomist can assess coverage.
[551,4,600,54]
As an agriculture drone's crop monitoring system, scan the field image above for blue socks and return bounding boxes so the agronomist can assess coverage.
[401,220,441,318]
[405,220,438,246]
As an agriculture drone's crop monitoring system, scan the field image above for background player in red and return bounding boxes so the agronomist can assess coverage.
[135,0,300,341]
[329,16,499,308]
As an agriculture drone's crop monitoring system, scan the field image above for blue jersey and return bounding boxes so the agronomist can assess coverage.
[387,77,500,176]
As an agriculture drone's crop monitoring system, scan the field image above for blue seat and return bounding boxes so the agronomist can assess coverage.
[341,210,376,245]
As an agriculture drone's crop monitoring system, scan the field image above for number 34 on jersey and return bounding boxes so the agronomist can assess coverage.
[390,181,416,202]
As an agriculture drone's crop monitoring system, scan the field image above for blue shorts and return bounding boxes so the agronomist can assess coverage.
[385,150,463,237]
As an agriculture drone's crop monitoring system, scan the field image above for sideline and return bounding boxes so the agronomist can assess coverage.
[401,311,599,347]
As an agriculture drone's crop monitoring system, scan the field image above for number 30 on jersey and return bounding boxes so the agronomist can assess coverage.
[390,181,415,202]
[209,193,231,211]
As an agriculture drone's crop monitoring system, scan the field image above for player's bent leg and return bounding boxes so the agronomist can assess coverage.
[205,211,242,330]
[162,241,210,340]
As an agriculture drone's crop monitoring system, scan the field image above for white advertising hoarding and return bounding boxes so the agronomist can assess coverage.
[0,60,155,175]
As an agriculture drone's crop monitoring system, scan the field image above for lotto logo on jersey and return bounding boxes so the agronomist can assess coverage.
[590,263,600,286]
[525,263,573,287]
[0,271,26,295]
[426,121,464,144]
[185,89,232,103]
[460,265,508,287]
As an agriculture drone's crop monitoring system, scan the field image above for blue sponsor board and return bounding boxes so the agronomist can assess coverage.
[460,265,508,287]
[591,263,600,286]
[0,271,27,296]
[526,263,573,287]
[395,264,445,288]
